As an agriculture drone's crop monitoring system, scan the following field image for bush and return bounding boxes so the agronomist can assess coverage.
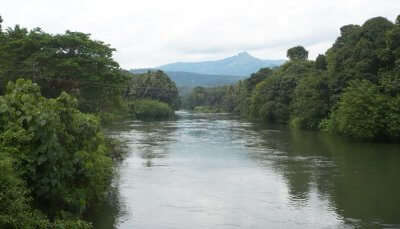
[326,80,386,138]
[0,151,50,228]
[129,99,175,120]
[0,79,113,225]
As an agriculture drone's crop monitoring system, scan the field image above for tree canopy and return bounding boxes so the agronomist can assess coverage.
[287,46,308,61]
[128,70,179,109]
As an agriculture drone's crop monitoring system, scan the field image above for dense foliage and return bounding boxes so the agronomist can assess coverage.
[0,17,179,228]
[0,24,128,116]
[0,80,112,228]
[127,70,179,119]
[184,15,400,140]
[129,99,175,120]
[128,70,179,109]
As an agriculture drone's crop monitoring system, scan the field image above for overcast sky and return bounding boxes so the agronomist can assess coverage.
[2,0,399,68]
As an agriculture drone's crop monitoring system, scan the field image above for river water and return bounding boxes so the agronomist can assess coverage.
[91,111,400,229]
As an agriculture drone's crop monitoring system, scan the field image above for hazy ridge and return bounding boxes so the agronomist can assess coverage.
[130,52,285,87]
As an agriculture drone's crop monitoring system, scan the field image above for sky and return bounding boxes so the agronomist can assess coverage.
[2,0,400,69]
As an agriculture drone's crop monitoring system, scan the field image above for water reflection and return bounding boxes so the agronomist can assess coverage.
[85,177,126,229]
[93,112,400,229]
[245,123,400,228]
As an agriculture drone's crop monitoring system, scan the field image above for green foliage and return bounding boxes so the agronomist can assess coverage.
[0,24,129,114]
[290,73,330,129]
[0,151,52,229]
[183,86,227,110]
[315,54,327,70]
[182,80,249,116]
[128,70,179,109]
[326,80,386,138]
[325,79,400,139]
[326,17,395,101]
[0,79,112,225]
[287,46,308,61]
[246,67,273,92]
[250,61,315,123]
[129,99,175,120]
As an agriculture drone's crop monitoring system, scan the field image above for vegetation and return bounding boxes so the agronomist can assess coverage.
[127,70,179,109]
[0,25,128,115]
[0,80,110,228]
[126,70,179,120]
[1,13,400,228]
[183,15,400,141]
[0,17,179,228]
[129,99,175,120]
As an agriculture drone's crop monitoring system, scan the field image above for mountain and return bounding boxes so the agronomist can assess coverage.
[130,69,244,87]
[157,52,285,76]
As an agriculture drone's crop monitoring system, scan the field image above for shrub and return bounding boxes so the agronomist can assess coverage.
[129,99,175,120]
[326,80,386,138]
[0,79,112,224]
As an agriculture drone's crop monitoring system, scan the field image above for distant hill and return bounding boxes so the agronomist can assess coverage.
[157,52,285,76]
[130,69,244,87]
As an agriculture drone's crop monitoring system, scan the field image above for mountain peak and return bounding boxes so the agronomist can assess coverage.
[237,51,251,57]
[156,52,285,76]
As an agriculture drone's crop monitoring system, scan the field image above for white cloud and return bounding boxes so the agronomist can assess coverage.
[1,0,399,68]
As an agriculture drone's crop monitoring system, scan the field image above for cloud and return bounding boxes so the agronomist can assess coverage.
[1,0,399,68]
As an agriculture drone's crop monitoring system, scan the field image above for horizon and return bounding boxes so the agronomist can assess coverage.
[2,0,400,69]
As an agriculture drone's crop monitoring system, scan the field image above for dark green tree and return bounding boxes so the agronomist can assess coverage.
[0,26,128,114]
[0,79,112,221]
[287,46,308,61]
[291,74,330,129]
[128,70,179,109]
[326,80,386,138]
[245,67,273,92]
[315,54,327,70]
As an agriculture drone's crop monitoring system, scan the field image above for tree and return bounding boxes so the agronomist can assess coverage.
[0,79,112,220]
[325,17,395,105]
[250,61,315,123]
[0,26,128,113]
[128,70,179,109]
[315,54,327,70]
[291,74,330,129]
[0,151,52,228]
[287,46,308,61]
[245,67,273,92]
[327,80,386,138]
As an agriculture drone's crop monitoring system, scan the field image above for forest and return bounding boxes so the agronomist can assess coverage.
[183,15,400,140]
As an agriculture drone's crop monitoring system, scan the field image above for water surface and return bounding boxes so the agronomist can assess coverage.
[93,111,400,229]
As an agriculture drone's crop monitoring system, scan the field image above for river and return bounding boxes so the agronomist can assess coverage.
[90,111,400,229]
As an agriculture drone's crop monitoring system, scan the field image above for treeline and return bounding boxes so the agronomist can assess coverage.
[0,17,178,228]
[184,15,400,141]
